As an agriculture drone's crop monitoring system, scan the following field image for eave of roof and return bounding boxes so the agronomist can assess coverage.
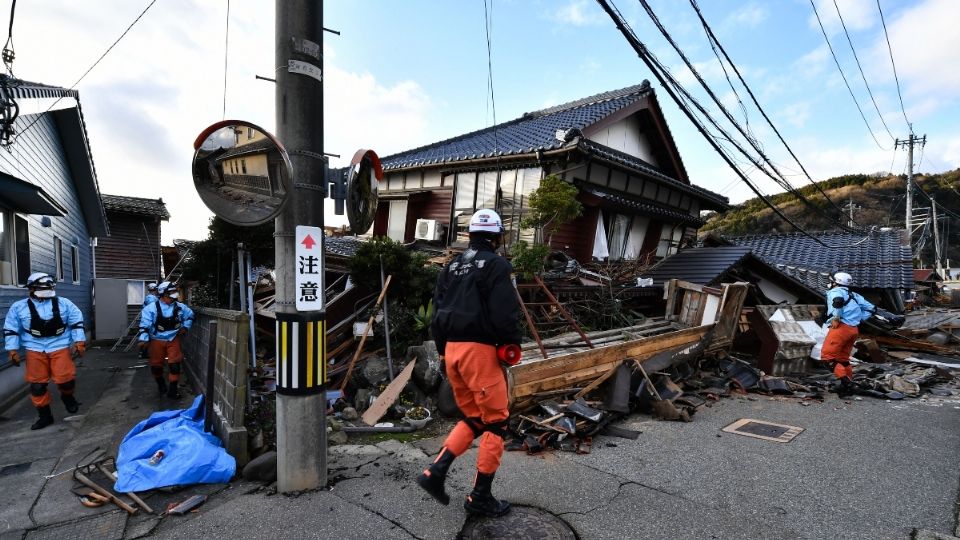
[102,194,171,220]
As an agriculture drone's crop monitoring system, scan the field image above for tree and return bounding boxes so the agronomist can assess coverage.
[521,175,583,245]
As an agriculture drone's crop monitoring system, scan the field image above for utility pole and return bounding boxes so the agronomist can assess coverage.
[841,196,861,228]
[275,0,327,492]
[895,128,927,237]
[932,196,943,278]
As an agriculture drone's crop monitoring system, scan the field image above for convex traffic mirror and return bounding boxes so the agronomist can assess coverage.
[192,120,293,226]
[346,148,382,234]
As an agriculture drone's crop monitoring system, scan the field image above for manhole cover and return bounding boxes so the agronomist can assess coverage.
[459,505,577,540]
[722,418,804,443]
[26,511,126,540]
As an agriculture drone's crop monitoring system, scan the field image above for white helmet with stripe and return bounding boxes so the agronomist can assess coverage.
[468,209,504,234]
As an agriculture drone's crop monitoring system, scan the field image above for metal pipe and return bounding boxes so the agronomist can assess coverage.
[380,255,394,380]
[341,425,415,434]
[246,251,257,370]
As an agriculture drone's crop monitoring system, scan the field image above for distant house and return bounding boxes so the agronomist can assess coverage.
[702,229,913,312]
[92,195,169,340]
[372,82,728,263]
[0,78,109,407]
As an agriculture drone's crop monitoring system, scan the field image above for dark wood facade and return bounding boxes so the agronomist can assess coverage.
[96,213,162,280]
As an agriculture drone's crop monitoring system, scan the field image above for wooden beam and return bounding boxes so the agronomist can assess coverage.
[360,360,416,426]
[574,360,624,399]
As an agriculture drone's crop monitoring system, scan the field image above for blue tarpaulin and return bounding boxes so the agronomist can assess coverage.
[115,395,236,492]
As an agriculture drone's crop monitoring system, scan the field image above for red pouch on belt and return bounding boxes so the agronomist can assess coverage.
[497,344,522,366]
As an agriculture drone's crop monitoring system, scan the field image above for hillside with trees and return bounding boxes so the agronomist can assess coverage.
[701,169,960,267]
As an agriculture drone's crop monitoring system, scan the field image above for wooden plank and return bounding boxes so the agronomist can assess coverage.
[574,360,623,399]
[360,360,416,426]
[510,325,709,387]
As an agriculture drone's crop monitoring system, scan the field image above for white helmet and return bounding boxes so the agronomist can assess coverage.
[147,282,158,291]
[26,272,55,289]
[832,272,853,287]
[468,209,504,234]
[157,281,176,295]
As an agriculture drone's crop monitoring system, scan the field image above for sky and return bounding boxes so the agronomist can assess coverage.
[5,0,959,243]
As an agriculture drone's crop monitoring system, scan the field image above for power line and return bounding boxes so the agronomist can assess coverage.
[639,0,858,232]
[831,0,895,141]
[688,0,848,220]
[222,0,231,120]
[876,0,910,129]
[3,0,16,75]
[13,0,157,142]
[596,0,870,249]
[809,0,889,150]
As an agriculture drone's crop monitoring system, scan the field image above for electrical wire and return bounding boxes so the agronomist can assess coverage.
[831,0,895,141]
[3,0,15,75]
[639,0,859,232]
[688,0,848,219]
[876,0,910,130]
[14,0,157,142]
[809,0,889,150]
[223,0,230,120]
[596,0,870,248]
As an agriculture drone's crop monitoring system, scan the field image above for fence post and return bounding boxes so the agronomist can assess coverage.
[205,320,218,433]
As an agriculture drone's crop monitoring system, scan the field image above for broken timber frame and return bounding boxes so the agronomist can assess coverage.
[506,280,749,407]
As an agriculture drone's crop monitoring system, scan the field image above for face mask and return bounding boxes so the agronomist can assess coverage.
[34,290,56,298]
[169,293,179,300]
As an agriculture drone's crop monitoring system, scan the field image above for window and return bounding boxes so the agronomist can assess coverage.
[71,245,80,283]
[606,214,632,260]
[386,200,408,241]
[0,209,11,285]
[14,215,29,285]
[241,159,247,174]
[127,280,145,305]
[54,236,64,281]
[247,127,254,140]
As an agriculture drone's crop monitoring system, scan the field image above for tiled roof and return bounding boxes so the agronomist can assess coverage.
[378,81,727,208]
[913,269,941,282]
[726,230,912,290]
[580,185,706,226]
[325,236,362,257]
[101,194,170,220]
[380,83,653,170]
[642,246,753,287]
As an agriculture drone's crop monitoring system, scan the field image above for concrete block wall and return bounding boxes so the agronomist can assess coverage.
[182,307,250,465]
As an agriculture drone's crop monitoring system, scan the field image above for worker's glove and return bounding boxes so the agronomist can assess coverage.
[138,341,148,350]
[73,342,86,357]
[8,350,21,366]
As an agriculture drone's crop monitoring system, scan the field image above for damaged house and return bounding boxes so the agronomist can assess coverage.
[371,81,727,262]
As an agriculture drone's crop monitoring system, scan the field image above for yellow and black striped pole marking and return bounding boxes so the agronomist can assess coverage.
[275,312,326,395]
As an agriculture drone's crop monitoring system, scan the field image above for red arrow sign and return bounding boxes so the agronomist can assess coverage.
[301,234,317,250]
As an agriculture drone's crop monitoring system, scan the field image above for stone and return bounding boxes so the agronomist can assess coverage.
[360,356,391,387]
[410,341,443,393]
[241,450,277,483]
[340,407,359,421]
[328,431,349,445]
[328,417,343,432]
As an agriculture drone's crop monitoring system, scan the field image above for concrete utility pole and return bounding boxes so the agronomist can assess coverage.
[841,196,861,228]
[275,0,327,492]
[932,196,944,278]
[895,128,927,237]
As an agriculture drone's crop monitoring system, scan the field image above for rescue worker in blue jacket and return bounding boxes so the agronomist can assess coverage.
[138,281,194,399]
[3,273,86,430]
[139,282,159,359]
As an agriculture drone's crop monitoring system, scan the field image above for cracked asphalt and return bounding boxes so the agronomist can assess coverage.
[151,394,960,540]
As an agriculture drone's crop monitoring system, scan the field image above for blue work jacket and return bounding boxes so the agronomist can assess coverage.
[3,296,85,353]
[826,286,875,326]
[143,293,159,306]
[139,300,195,343]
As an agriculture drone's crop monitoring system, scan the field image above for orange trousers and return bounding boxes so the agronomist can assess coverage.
[442,342,509,475]
[821,322,858,380]
[25,348,76,408]
[149,336,184,383]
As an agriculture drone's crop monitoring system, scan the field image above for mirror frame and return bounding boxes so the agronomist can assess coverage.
[192,120,293,227]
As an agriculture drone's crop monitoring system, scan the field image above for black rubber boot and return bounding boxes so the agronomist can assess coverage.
[834,378,854,398]
[61,394,80,414]
[464,472,511,517]
[416,447,456,505]
[155,377,168,395]
[166,381,181,399]
[31,406,54,430]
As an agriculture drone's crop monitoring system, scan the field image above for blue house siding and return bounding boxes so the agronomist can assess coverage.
[0,111,96,386]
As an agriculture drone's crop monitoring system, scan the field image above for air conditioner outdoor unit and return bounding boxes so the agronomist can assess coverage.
[415,219,441,241]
